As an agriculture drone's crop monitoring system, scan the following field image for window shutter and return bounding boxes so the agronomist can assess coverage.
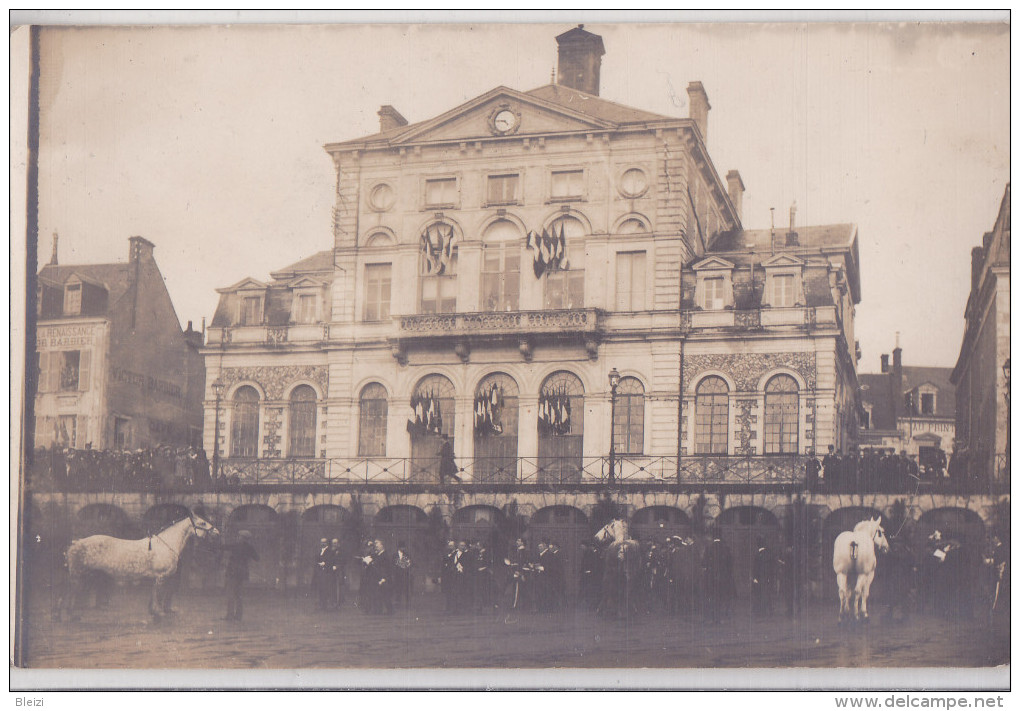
[38,352,50,393]
[78,350,91,391]
[47,353,60,393]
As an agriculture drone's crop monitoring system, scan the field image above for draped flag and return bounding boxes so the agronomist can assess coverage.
[537,387,572,435]
[407,389,444,435]
[420,224,457,275]
[474,384,505,436]
[525,222,568,279]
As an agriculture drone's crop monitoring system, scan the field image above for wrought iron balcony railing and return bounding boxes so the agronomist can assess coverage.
[398,308,601,338]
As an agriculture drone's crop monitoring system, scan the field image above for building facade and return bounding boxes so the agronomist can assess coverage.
[202,27,862,485]
[951,183,1011,485]
[859,345,955,470]
[34,236,205,450]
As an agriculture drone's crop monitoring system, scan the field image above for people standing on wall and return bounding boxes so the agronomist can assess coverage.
[822,445,840,492]
[804,449,821,491]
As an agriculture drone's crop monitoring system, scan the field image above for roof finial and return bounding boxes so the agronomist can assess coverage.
[49,231,59,266]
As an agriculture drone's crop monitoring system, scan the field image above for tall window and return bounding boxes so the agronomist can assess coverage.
[409,375,456,482]
[613,377,645,454]
[773,275,796,307]
[364,263,392,321]
[487,174,519,205]
[473,373,520,483]
[294,294,317,324]
[764,375,799,454]
[544,270,585,309]
[288,385,317,458]
[704,277,726,310]
[537,371,584,484]
[425,177,457,207]
[481,244,520,312]
[920,392,936,415]
[230,386,260,458]
[551,169,584,200]
[615,251,647,311]
[695,376,729,454]
[358,383,388,457]
[420,250,457,314]
[239,295,262,325]
[63,283,82,315]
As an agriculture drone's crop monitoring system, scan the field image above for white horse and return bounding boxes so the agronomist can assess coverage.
[594,519,643,618]
[832,516,890,624]
[62,512,218,620]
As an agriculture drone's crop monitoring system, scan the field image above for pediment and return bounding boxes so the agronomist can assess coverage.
[691,256,735,271]
[287,275,328,289]
[761,253,805,269]
[394,87,614,144]
[218,277,268,294]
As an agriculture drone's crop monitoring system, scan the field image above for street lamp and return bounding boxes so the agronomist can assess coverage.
[608,367,621,486]
[212,378,225,480]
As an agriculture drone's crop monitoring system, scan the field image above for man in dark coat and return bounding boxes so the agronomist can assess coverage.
[822,445,840,492]
[313,537,331,609]
[701,532,735,623]
[224,530,259,621]
[804,449,821,491]
[579,542,602,610]
[441,540,459,613]
[365,539,395,615]
[393,541,413,609]
[877,535,915,622]
[327,538,344,609]
[751,536,778,616]
[438,434,462,485]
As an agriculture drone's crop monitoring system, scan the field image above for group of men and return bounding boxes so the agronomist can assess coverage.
[312,537,413,615]
[806,445,950,493]
[32,445,212,492]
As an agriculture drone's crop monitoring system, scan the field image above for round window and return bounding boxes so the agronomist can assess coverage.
[619,168,649,198]
[369,183,396,211]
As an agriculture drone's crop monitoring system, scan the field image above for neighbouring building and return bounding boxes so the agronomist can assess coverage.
[34,235,206,450]
[858,342,955,470]
[951,183,1010,485]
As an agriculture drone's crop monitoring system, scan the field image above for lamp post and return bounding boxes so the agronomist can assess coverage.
[212,378,225,480]
[608,367,621,486]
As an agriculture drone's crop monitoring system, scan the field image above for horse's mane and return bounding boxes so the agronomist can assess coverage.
[853,518,881,534]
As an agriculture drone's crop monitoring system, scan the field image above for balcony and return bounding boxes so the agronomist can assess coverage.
[686,306,837,332]
[206,323,328,347]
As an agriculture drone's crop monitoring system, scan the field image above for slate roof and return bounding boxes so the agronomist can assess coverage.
[860,365,956,431]
[709,224,857,253]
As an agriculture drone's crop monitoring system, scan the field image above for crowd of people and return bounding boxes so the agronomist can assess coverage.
[804,445,959,493]
[31,445,212,491]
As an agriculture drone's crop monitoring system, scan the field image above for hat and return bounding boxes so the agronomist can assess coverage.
[238,530,252,539]
[319,538,328,544]
[331,538,340,544]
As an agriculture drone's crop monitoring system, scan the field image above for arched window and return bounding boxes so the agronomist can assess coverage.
[473,373,520,482]
[419,222,458,314]
[481,220,521,312]
[613,377,644,455]
[537,371,584,483]
[288,385,317,458]
[542,216,585,310]
[695,376,729,454]
[358,383,388,457]
[230,386,260,458]
[764,375,799,454]
[409,374,456,482]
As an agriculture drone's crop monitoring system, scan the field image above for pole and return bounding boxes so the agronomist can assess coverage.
[213,392,221,480]
[608,381,618,486]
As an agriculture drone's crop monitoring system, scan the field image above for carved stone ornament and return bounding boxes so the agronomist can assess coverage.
[220,365,328,400]
[684,352,816,392]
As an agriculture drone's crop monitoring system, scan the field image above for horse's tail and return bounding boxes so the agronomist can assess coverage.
[849,540,858,562]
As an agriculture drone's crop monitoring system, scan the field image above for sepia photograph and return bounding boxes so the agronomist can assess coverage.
[10,12,1011,693]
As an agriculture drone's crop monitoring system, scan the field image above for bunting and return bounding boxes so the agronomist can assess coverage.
[474,383,506,436]
[525,222,568,279]
[419,224,457,276]
[537,387,572,435]
[406,389,444,436]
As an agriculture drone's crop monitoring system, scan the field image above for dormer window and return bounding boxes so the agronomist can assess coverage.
[293,293,318,324]
[63,283,82,316]
[238,295,263,326]
[761,254,806,308]
[921,392,935,415]
[691,256,735,311]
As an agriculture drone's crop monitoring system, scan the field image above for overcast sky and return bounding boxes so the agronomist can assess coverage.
[25,20,1009,370]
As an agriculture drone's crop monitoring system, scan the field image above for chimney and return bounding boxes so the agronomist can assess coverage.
[786,201,799,246]
[377,105,408,133]
[555,25,605,96]
[48,231,59,265]
[129,235,155,263]
[726,170,745,221]
[880,354,889,373]
[687,81,711,141]
[892,338,904,420]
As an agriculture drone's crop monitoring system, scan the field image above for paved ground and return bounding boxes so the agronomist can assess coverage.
[18,583,1010,670]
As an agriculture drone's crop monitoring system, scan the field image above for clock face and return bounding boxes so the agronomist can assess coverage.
[493,109,518,134]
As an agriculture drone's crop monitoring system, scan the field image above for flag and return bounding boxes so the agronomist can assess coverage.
[420,224,457,276]
[526,230,545,279]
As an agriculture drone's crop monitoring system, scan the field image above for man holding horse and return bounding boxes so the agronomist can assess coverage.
[223,530,259,621]
[701,530,735,623]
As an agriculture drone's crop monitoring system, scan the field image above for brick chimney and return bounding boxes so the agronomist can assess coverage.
[555,25,605,96]
[129,235,155,263]
[726,170,745,221]
[687,81,711,141]
[880,354,889,373]
[48,231,59,265]
[377,105,408,133]
[891,338,904,420]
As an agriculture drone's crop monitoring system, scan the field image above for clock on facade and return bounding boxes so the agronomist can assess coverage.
[490,107,520,135]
